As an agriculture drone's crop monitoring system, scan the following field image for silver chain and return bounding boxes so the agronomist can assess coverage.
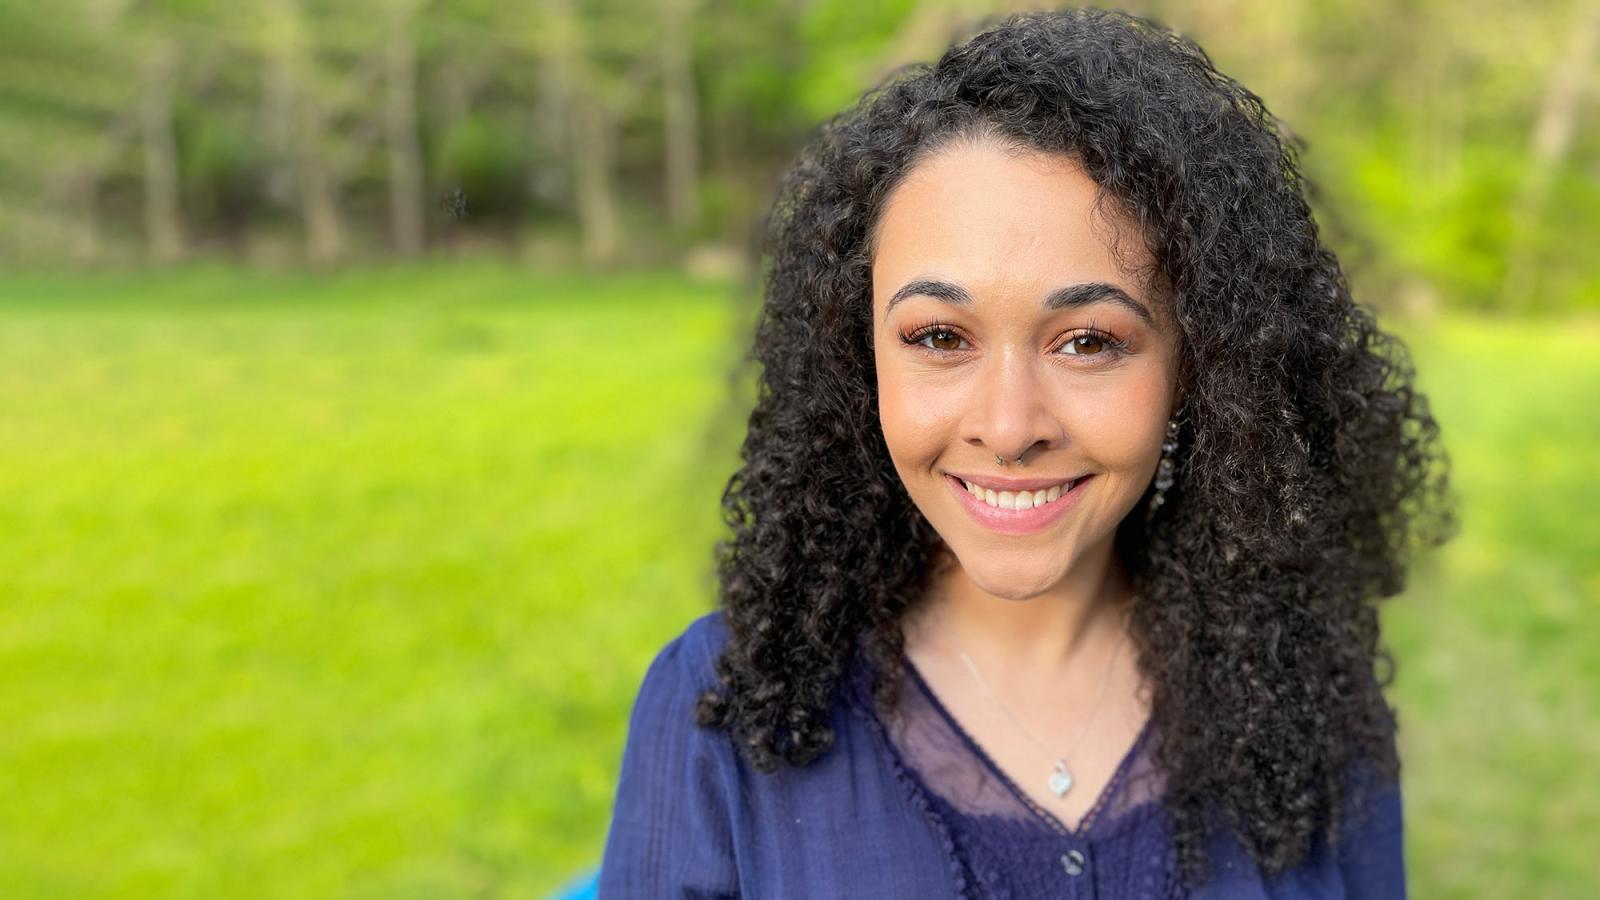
[947,610,1127,780]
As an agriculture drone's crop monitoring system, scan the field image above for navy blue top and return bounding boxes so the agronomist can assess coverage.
[598,611,1406,898]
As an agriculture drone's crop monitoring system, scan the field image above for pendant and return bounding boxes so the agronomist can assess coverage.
[1048,760,1074,798]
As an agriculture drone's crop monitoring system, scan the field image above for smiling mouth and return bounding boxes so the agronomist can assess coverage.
[950,474,1090,510]
[941,471,1092,536]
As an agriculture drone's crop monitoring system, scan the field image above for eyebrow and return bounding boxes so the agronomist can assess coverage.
[883,278,1155,327]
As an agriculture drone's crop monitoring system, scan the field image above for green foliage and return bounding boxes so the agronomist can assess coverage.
[793,0,924,121]
[0,1,1594,311]
[1347,139,1521,309]
[435,115,530,223]
[182,112,274,229]
[0,267,1594,897]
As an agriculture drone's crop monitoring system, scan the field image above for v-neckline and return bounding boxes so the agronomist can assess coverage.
[898,651,1154,841]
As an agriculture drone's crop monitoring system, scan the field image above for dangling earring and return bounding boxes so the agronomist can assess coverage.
[1145,416,1181,521]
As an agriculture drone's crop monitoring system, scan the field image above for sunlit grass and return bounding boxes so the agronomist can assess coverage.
[1385,314,1599,899]
[0,264,742,897]
[0,265,1593,897]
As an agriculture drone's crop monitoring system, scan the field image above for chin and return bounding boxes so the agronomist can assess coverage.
[952,551,1065,601]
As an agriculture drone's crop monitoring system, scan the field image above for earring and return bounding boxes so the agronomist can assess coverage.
[1145,417,1181,520]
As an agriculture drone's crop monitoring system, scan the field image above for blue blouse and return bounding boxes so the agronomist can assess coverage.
[597,611,1407,898]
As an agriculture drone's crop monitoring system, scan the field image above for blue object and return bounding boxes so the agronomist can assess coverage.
[597,611,1407,897]
[550,866,599,900]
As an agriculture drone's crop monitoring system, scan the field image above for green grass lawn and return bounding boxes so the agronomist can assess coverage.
[0,264,1594,898]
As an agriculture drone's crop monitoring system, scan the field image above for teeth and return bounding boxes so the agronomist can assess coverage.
[962,477,1078,509]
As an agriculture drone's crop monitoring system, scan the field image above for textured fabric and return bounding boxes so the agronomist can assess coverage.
[598,611,1407,899]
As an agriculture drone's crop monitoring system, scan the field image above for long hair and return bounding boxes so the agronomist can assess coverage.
[696,7,1454,886]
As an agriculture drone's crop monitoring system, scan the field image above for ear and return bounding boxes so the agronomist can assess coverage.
[1168,340,1189,419]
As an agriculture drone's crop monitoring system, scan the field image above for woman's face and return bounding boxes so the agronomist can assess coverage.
[871,138,1182,600]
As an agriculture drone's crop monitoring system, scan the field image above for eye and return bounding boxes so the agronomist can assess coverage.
[1063,333,1107,355]
[901,324,971,353]
[921,329,965,351]
[1057,328,1128,358]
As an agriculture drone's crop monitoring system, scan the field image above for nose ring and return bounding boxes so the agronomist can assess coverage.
[995,453,1025,466]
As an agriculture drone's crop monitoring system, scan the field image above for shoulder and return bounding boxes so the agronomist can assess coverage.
[601,611,743,896]
[637,609,729,699]
[620,611,732,750]
[608,609,739,821]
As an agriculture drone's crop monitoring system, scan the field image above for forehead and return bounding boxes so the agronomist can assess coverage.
[871,140,1155,307]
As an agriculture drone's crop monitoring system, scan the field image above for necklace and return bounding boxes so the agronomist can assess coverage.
[946,610,1127,800]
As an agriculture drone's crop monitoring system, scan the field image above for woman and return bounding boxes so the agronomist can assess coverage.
[599,8,1453,898]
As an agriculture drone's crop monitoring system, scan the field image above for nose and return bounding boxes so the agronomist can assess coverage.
[964,352,1062,463]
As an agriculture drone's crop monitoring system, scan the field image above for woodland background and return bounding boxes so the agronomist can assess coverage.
[0,1,1596,897]
[2,0,1598,313]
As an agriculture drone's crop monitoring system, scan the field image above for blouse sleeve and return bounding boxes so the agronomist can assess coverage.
[1335,764,1408,899]
[597,617,740,899]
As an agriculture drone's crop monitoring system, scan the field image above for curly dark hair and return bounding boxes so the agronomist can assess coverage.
[695,6,1454,888]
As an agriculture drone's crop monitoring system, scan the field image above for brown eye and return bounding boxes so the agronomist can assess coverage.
[1066,334,1105,355]
[905,327,969,352]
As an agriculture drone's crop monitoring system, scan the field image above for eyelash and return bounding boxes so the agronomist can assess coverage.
[898,319,1130,360]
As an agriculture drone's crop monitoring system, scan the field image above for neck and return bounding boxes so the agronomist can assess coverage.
[910,538,1134,680]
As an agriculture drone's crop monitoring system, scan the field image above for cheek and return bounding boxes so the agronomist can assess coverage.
[1073,401,1161,466]
[1061,367,1175,469]
[875,358,959,464]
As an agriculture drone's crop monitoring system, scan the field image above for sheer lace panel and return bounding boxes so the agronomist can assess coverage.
[890,654,1167,839]
[849,650,1187,899]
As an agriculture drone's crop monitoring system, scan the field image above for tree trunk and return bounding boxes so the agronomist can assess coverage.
[260,23,296,213]
[661,0,700,232]
[543,0,622,266]
[572,96,620,265]
[140,36,185,262]
[1501,2,1600,309]
[385,2,425,256]
[67,169,101,263]
[265,0,344,265]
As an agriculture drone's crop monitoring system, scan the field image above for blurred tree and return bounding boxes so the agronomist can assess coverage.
[0,0,1593,309]
[0,1,132,262]
[260,0,345,263]
[384,0,426,256]
[138,28,185,261]
[533,0,618,265]
[661,0,701,233]
[1502,0,1600,310]
[112,0,229,263]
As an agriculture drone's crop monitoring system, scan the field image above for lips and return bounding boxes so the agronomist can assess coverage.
[945,472,1087,493]
[944,472,1093,536]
